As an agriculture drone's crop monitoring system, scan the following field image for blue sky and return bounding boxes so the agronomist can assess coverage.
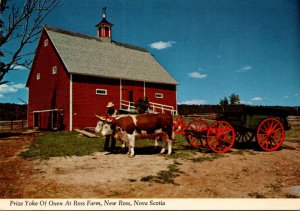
[1,0,299,106]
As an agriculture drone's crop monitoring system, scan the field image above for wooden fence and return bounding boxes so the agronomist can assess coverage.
[288,116,300,125]
[0,120,28,130]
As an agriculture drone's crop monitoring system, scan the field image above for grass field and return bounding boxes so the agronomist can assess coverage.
[20,131,104,159]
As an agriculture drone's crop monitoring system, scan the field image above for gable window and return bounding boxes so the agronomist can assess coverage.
[96,89,107,96]
[52,66,57,74]
[155,93,163,99]
[37,73,40,80]
[44,39,48,47]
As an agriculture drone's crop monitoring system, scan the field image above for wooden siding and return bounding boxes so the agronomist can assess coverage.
[72,75,120,129]
[27,32,70,130]
[146,82,177,114]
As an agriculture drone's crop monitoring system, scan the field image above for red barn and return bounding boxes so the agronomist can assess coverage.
[26,9,178,131]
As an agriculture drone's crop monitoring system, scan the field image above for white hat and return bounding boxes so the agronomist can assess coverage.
[107,102,114,107]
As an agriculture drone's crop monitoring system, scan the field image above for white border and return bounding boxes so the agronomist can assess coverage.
[1,199,299,210]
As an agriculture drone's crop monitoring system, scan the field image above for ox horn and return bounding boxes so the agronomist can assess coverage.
[95,114,107,121]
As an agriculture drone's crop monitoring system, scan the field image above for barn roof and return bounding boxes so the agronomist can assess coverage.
[44,26,178,85]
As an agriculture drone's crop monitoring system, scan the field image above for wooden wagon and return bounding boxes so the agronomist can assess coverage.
[173,105,291,153]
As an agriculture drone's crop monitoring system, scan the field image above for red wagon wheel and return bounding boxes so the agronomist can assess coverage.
[207,121,235,153]
[173,116,187,134]
[185,119,209,148]
[256,118,285,152]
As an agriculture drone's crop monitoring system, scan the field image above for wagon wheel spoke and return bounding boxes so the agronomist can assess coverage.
[244,132,254,142]
[237,133,242,142]
[189,136,199,148]
[273,127,283,134]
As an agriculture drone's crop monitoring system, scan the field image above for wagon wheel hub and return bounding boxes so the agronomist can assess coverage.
[266,129,276,140]
[217,133,225,141]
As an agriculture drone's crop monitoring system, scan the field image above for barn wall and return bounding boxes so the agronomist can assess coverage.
[72,75,120,129]
[146,82,177,114]
[27,32,70,130]
[121,80,144,102]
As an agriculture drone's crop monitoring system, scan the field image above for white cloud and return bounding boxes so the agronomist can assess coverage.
[188,71,207,79]
[284,96,289,98]
[12,83,25,89]
[0,83,25,94]
[238,65,252,72]
[179,99,208,105]
[251,96,263,101]
[240,100,253,104]
[294,93,299,96]
[150,41,175,50]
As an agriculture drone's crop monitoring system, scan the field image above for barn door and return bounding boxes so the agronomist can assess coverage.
[52,111,58,130]
[34,113,39,128]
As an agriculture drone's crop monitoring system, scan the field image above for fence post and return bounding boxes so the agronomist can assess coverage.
[11,120,13,130]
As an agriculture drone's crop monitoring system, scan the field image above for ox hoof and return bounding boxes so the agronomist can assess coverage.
[159,149,166,154]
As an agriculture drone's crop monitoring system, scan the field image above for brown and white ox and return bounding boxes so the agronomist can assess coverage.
[95,113,173,157]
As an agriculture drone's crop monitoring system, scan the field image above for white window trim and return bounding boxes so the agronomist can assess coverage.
[155,93,163,99]
[44,39,48,47]
[96,88,107,96]
[52,66,57,74]
[37,73,40,80]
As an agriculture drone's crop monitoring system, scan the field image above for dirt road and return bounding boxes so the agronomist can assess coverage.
[1,131,300,198]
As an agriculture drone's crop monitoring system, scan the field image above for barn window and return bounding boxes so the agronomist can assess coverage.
[96,89,107,95]
[155,93,163,98]
[37,73,40,80]
[44,39,48,47]
[52,66,57,74]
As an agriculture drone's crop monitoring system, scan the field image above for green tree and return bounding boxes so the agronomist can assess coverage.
[219,93,240,111]
[135,97,149,114]
[219,97,229,111]
[219,97,229,107]
[229,93,240,105]
[0,0,60,85]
